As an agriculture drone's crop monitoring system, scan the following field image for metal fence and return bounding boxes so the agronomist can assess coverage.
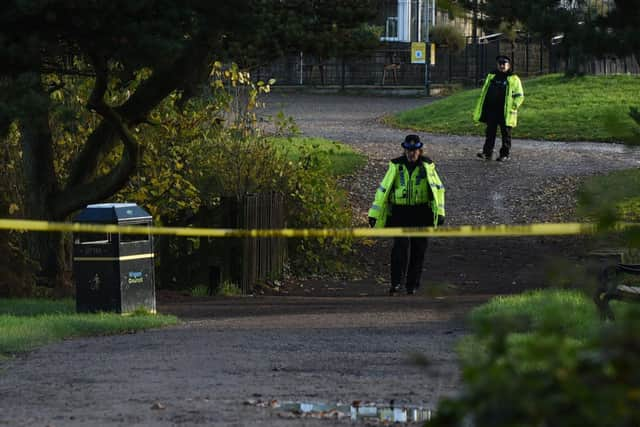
[257,39,639,88]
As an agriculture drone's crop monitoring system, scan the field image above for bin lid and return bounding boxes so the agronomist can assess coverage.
[74,203,152,224]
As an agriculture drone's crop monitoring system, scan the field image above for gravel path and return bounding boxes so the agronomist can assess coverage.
[1,296,480,427]
[2,93,639,427]
[260,93,640,226]
[260,93,640,296]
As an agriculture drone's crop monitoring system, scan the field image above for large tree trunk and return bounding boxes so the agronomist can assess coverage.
[17,71,68,289]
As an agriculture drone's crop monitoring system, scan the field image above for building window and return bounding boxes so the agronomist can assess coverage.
[380,0,410,42]
[386,16,399,38]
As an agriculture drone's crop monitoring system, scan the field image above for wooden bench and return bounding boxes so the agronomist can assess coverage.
[594,263,640,320]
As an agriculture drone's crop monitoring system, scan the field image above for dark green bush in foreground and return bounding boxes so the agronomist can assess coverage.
[428,290,640,427]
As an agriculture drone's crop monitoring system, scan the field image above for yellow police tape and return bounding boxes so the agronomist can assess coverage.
[0,218,633,238]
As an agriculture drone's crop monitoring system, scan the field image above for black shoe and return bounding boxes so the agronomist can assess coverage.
[496,155,509,162]
[389,285,399,296]
[406,288,416,295]
[476,152,491,160]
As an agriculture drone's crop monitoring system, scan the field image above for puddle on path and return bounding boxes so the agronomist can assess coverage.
[247,399,434,423]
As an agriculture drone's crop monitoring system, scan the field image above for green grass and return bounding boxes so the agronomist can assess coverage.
[269,136,366,176]
[0,298,178,355]
[390,74,640,142]
[468,289,602,340]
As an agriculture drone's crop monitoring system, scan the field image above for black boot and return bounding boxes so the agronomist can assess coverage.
[389,284,400,295]
[406,283,420,295]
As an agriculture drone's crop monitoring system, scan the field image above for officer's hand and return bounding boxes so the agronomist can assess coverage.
[368,217,377,228]
[437,215,445,226]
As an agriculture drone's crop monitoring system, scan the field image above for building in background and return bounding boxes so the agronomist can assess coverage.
[376,0,476,43]
[258,0,634,88]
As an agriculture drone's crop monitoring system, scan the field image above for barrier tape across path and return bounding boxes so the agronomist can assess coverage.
[0,218,631,238]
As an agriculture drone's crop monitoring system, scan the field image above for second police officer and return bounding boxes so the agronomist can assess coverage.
[474,55,524,162]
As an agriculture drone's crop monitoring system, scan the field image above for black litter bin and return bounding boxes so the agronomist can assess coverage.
[73,203,156,314]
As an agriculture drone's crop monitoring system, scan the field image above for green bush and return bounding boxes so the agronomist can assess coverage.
[98,63,360,285]
[428,290,640,427]
[3,62,362,295]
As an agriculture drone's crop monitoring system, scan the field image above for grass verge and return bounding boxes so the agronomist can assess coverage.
[0,298,178,355]
[269,136,366,176]
[389,74,640,142]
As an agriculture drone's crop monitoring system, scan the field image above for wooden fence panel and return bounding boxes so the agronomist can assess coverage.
[240,193,285,294]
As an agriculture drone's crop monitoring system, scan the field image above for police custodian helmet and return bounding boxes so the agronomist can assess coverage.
[401,134,423,150]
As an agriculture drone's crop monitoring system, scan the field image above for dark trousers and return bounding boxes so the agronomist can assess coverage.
[483,121,512,158]
[391,237,429,291]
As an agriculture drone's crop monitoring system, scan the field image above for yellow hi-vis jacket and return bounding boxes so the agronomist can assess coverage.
[367,156,445,228]
[473,73,524,127]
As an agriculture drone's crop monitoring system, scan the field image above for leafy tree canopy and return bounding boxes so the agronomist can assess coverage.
[479,0,576,42]
[590,0,640,63]
[0,0,379,282]
[475,0,640,66]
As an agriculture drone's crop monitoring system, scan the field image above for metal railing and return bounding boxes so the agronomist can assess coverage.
[257,39,638,88]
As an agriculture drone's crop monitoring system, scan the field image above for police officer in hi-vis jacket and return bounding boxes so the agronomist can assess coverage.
[368,135,446,295]
[474,55,524,162]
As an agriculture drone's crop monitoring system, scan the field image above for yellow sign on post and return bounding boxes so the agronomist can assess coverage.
[411,42,426,64]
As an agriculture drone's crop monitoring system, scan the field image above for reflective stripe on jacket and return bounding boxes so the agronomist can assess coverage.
[367,157,445,228]
[473,73,524,127]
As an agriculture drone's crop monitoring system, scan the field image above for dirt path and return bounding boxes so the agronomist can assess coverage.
[2,93,640,426]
